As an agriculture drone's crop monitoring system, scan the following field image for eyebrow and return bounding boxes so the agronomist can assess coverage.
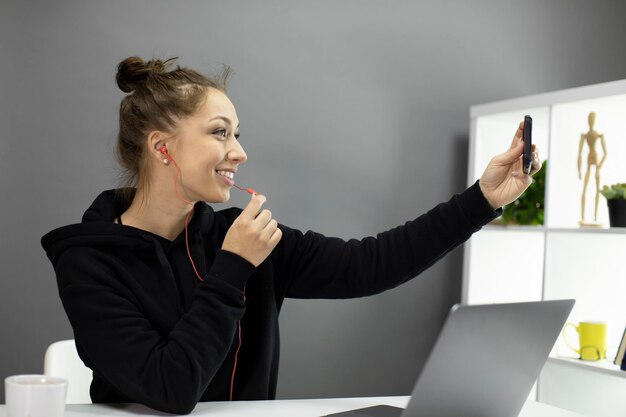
[208,116,240,128]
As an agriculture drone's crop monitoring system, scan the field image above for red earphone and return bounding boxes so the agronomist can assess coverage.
[158,145,172,163]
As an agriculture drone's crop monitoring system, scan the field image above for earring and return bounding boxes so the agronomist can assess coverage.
[162,158,170,165]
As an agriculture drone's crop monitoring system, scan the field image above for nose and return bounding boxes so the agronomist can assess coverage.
[226,137,247,164]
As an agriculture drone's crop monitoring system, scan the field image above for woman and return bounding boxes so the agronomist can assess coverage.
[41,57,540,414]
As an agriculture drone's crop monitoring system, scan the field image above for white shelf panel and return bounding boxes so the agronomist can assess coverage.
[465,229,544,304]
[543,232,626,351]
[547,356,626,379]
[544,227,626,234]
[483,225,626,234]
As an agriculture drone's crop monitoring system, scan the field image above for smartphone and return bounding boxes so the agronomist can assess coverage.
[523,115,533,175]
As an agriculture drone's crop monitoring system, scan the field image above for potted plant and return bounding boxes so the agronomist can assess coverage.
[600,183,626,227]
[500,160,546,226]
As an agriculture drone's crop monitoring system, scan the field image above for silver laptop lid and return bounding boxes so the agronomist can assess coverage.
[402,299,575,417]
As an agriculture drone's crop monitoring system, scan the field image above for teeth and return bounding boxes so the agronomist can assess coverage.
[216,170,234,180]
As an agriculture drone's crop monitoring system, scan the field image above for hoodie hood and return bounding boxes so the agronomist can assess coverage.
[41,189,214,267]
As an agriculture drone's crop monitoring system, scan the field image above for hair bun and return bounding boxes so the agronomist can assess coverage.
[116,57,176,93]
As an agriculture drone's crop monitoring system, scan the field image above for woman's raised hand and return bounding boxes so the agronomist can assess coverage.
[221,193,283,267]
[479,120,542,210]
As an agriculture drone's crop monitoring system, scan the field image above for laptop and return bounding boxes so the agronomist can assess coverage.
[324,299,575,417]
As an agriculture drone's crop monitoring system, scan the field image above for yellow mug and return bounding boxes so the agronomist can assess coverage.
[563,321,606,361]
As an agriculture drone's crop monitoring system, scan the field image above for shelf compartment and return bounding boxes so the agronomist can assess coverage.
[539,357,626,417]
[464,229,544,304]
[543,232,626,351]
[546,93,626,229]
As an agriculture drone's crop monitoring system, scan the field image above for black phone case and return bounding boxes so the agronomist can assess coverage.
[523,115,533,174]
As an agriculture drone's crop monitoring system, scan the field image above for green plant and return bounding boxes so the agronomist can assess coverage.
[600,183,626,200]
[500,160,546,225]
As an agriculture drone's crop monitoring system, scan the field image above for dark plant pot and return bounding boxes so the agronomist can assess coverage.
[607,199,626,227]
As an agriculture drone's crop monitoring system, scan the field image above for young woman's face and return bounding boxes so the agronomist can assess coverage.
[169,89,246,203]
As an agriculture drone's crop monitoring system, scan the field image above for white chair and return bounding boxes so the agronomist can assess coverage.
[43,339,93,404]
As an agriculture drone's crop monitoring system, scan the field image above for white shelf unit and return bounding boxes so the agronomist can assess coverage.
[462,80,626,417]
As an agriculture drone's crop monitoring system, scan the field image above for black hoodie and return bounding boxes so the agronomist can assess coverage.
[40,181,499,414]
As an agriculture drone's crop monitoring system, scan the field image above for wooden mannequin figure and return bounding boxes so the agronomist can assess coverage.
[578,111,607,226]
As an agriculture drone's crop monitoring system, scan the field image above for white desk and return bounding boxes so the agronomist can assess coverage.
[0,395,590,416]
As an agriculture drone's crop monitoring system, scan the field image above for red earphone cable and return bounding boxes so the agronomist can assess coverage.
[166,153,204,282]
[229,319,243,401]
[161,146,246,401]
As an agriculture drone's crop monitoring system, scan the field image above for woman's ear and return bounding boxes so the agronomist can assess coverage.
[147,131,167,163]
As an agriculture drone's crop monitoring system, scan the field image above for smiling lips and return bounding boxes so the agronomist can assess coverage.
[216,169,235,186]
[216,170,258,195]
[216,170,234,180]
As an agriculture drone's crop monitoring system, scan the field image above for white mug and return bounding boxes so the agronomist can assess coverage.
[5,375,68,417]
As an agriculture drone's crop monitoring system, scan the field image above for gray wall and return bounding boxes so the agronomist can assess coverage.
[2,0,626,403]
